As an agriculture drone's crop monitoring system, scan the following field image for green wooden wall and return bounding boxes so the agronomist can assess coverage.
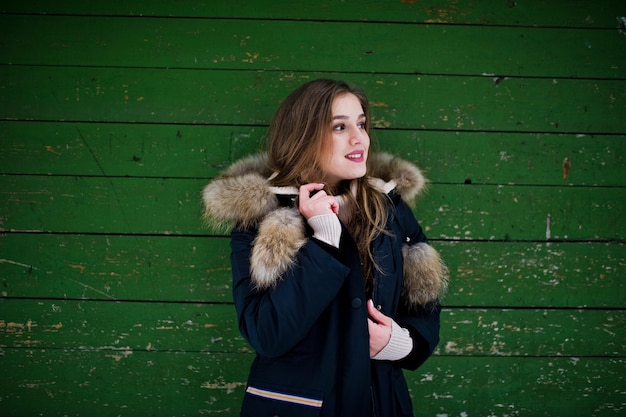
[1,1,625,416]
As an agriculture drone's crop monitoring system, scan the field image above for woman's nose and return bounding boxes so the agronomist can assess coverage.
[349,127,365,144]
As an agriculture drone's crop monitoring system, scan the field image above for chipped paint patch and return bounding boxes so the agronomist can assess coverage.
[562,157,571,180]
[69,278,116,299]
[618,17,626,37]
[68,264,86,273]
[421,373,434,382]
[372,118,391,128]
[201,381,245,390]
[79,345,134,361]
[242,51,260,63]
[201,380,245,395]
[0,259,38,270]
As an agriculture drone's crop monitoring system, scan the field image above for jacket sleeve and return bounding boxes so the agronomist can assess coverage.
[392,198,447,370]
[230,226,349,358]
[396,302,441,370]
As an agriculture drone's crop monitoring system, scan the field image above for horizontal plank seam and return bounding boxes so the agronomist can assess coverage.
[2,117,625,137]
[2,172,626,189]
[3,63,625,82]
[0,345,626,360]
[1,11,622,30]
[2,296,625,311]
[1,230,624,245]
[0,346,622,359]
[1,230,624,244]
[0,295,232,305]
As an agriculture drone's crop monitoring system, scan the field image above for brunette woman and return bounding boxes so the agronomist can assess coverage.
[202,79,448,417]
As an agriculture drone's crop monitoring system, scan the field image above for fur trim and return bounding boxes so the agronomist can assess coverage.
[250,208,306,289]
[368,153,426,203]
[402,242,449,307]
[221,153,273,178]
[202,152,435,294]
[202,154,278,230]
[202,152,427,229]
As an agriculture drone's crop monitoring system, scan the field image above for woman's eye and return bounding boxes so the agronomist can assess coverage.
[332,121,367,131]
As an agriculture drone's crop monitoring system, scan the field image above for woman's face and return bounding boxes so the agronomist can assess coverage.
[320,93,370,187]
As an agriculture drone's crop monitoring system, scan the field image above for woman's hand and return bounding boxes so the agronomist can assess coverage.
[367,299,392,358]
[298,183,338,220]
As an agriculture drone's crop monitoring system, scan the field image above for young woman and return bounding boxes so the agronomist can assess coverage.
[202,79,448,417]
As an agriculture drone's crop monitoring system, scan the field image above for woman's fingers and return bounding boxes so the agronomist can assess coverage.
[298,184,339,218]
[367,300,392,357]
[367,299,385,323]
[298,183,325,202]
[368,317,391,358]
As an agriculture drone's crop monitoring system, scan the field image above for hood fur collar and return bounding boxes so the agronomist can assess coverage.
[202,152,426,229]
[202,152,447,307]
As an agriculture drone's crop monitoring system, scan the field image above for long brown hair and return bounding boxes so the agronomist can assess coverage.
[265,79,390,287]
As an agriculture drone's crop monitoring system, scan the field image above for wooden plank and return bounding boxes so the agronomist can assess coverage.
[0,176,208,235]
[1,0,622,28]
[1,234,624,308]
[2,67,625,134]
[421,184,626,241]
[1,299,623,357]
[436,308,625,357]
[2,15,625,78]
[437,241,626,309]
[408,356,625,417]
[0,234,233,302]
[378,130,626,187]
[2,121,625,187]
[0,349,622,416]
[0,299,248,353]
[0,122,261,179]
[0,348,251,417]
[2,175,623,240]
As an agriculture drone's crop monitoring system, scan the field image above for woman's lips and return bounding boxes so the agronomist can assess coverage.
[346,151,365,162]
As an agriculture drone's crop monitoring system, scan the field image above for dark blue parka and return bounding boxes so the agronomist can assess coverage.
[202,153,448,417]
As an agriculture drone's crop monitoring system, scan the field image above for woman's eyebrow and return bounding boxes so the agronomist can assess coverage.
[332,113,366,120]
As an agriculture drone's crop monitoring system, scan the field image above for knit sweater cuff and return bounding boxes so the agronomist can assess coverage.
[307,214,341,248]
[373,320,413,361]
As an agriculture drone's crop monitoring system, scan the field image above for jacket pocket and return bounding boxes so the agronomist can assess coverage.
[241,384,324,417]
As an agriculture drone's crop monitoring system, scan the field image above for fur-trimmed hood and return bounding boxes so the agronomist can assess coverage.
[202,152,426,229]
[202,152,448,307]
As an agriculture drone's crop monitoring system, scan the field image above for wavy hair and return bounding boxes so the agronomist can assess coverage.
[265,79,389,287]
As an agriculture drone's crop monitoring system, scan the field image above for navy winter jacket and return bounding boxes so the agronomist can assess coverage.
[202,153,448,417]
